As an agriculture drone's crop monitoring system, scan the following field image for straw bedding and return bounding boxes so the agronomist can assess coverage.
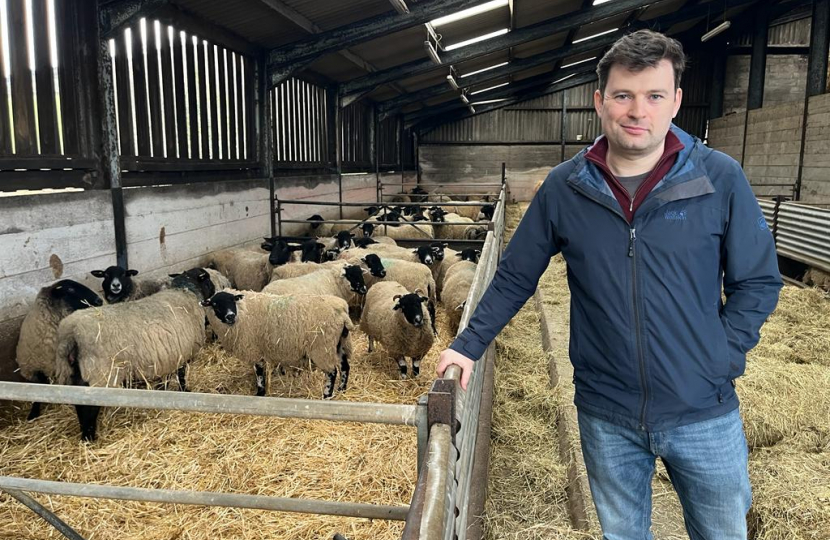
[0,306,456,539]
[484,202,580,540]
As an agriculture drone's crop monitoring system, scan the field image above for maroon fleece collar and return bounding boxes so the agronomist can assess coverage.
[585,130,685,223]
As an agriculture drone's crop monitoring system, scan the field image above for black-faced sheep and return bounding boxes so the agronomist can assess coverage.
[441,261,478,334]
[202,290,354,398]
[358,244,436,267]
[207,249,272,291]
[53,268,215,441]
[15,280,103,420]
[90,266,172,303]
[357,254,438,337]
[360,282,434,378]
[261,237,299,266]
[262,264,368,304]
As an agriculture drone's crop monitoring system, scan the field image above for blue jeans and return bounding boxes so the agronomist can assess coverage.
[577,408,751,540]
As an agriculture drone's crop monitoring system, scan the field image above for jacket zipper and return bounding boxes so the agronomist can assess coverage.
[570,181,649,430]
[628,227,648,430]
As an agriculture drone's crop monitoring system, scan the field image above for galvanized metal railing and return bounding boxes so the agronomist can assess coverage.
[759,197,830,274]
[0,382,428,539]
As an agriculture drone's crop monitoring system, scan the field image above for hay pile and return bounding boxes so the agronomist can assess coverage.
[0,307,457,539]
[748,430,830,540]
[484,203,579,540]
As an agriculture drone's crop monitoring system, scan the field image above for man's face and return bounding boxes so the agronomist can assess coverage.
[594,59,683,157]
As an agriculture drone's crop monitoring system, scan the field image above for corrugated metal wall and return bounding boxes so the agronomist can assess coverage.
[735,16,810,46]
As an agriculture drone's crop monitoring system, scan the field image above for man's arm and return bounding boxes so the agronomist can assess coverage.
[719,163,783,379]
[438,175,562,388]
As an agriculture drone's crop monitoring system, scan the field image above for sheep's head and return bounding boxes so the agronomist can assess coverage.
[335,231,355,250]
[201,292,244,325]
[262,237,295,266]
[457,248,481,263]
[341,265,368,295]
[428,207,447,222]
[301,240,326,263]
[361,223,375,238]
[353,237,377,249]
[91,266,138,303]
[477,204,495,221]
[392,291,429,328]
[170,268,216,301]
[306,214,324,229]
[361,254,386,278]
[51,280,104,310]
[429,242,448,261]
[412,246,434,266]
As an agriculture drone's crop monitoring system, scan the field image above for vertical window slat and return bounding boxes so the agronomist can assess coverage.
[198,40,209,160]
[145,20,164,157]
[172,30,188,159]
[114,35,135,158]
[32,0,59,154]
[160,26,176,158]
[130,21,150,156]
[8,0,36,154]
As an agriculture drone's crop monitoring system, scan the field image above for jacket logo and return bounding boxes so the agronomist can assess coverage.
[664,209,687,221]
[757,217,769,231]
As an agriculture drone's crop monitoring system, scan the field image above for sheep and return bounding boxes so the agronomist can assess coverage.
[270,260,343,281]
[15,280,103,420]
[365,235,397,246]
[441,261,478,334]
[353,237,379,249]
[477,203,496,221]
[306,214,333,236]
[409,186,428,203]
[262,263,368,304]
[432,211,477,240]
[261,237,299,266]
[207,249,271,291]
[434,248,480,291]
[53,268,215,441]
[359,254,438,337]
[204,268,232,291]
[371,219,434,240]
[90,266,172,303]
[202,290,354,398]
[355,243,437,267]
[360,282,434,379]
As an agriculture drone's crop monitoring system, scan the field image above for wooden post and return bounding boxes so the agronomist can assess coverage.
[806,0,830,97]
[97,20,128,268]
[257,58,275,237]
[746,6,769,111]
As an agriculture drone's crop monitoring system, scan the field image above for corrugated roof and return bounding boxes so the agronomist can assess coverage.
[140,0,780,125]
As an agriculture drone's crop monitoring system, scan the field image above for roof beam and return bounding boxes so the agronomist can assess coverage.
[409,0,774,127]
[266,0,483,68]
[414,71,599,131]
[340,0,671,98]
[379,34,612,115]
[258,0,407,96]
[378,0,762,116]
[99,0,168,38]
[404,62,599,122]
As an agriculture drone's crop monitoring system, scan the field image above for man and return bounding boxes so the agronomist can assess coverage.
[437,30,781,539]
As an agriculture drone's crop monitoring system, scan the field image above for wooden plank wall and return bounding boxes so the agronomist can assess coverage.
[110,22,256,169]
[419,144,586,202]
[708,112,747,163]
[743,101,804,198]
[802,93,830,204]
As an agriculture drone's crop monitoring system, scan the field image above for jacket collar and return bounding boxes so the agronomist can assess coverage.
[567,125,714,214]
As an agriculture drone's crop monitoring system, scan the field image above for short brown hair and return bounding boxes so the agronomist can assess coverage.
[596,30,686,94]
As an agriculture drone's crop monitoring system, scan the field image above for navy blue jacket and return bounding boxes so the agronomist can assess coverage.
[450,126,782,431]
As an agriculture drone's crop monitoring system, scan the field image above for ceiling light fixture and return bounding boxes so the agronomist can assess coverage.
[431,0,508,27]
[444,28,509,52]
[701,20,731,42]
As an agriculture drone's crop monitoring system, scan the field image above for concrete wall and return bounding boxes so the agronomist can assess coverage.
[723,55,810,115]
[0,190,117,382]
[802,93,830,204]
[0,171,388,381]
[743,101,804,199]
[709,93,830,206]
[419,144,586,202]
[707,112,747,163]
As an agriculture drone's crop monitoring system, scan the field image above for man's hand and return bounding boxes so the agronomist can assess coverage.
[436,349,475,390]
